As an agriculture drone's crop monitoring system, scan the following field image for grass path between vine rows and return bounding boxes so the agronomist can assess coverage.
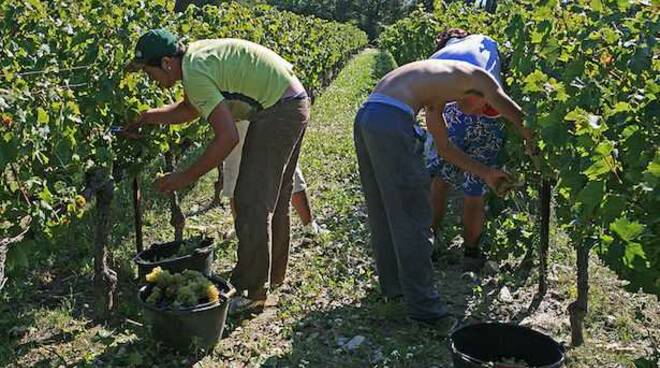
[1,49,658,368]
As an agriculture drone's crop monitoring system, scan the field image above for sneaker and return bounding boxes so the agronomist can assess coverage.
[223,228,236,240]
[228,296,265,316]
[462,248,487,272]
[410,314,458,337]
[302,221,328,237]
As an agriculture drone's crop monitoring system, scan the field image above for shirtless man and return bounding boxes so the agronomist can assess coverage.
[354,59,526,332]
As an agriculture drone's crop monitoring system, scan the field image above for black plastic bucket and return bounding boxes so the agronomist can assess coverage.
[449,323,565,368]
[138,274,236,352]
[134,237,214,280]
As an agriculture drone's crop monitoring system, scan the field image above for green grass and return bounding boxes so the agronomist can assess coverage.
[1,49,658,367]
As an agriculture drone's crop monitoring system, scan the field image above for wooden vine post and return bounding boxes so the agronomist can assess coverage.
[537,179,552,299]
[211,164,224,208]
[85,169,118,321]
[0,239,10,291]
[0,225,30,291]
[569,227,594,347]
[133,176,143,254]
[527,153,552,310]
[164,151,185,241]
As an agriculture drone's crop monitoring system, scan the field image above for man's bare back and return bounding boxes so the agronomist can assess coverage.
[373,60,511,118]
[370,59,532,195]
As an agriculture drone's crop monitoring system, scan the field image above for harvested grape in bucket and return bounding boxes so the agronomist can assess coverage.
[154,236,207,262]
[145,267,220,308]
[486,356,530,367]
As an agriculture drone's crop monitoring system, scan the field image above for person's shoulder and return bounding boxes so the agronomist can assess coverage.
[430,59,476,71]
[184,40,210,65]
[429,49,443,60]
[187,39,227,52]
[421,59,456,66]
[184,39,229,66]
[182,41,218,79]
[474,34,500,48]
[210,38,264,50]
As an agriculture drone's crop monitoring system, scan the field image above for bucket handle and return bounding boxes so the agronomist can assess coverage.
[450,342,489,366]
[221,286,237,300]
[460,354,488,367]
[456,349,565,368]
[193,244,214,255]
[457,353,530,368]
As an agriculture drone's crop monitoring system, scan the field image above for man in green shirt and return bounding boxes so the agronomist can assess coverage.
[125,29,309,315]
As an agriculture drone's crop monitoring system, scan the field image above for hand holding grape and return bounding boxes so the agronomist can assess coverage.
[484,168,516,197]
[120,113,145,139]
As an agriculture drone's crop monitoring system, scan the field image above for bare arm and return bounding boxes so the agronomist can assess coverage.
[426,104,492,179]
[181,102,238,181]
[426,103,510,193]
[140,97,200,126]
[469,68,530,140]
[153,101,239,193]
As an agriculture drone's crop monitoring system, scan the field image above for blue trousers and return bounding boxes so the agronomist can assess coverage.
[354,101,448,320]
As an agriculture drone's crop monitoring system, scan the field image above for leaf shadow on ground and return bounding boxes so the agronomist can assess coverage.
[262,289,466,367]
[257,251,558,368]
[0,163,197,366]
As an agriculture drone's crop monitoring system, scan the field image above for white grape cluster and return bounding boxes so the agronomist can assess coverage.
[145,267,220,308]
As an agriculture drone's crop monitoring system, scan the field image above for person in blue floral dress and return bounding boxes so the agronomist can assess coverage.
[425,29,533,271]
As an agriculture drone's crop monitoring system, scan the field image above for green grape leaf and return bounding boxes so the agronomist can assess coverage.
[623,242,647,268]
[645,153,660,177]
[522,70,549,94]
[576,180,605,218]
[37,108,49,125]
[39,186,54,203]
[610,217,645,242]
[601,194,626,225]
[583,157,614,180]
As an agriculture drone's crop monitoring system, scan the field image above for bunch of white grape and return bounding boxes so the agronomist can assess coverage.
[145,267,220,308]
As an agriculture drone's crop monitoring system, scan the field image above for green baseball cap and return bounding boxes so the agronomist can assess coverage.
[125,29,179,72]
